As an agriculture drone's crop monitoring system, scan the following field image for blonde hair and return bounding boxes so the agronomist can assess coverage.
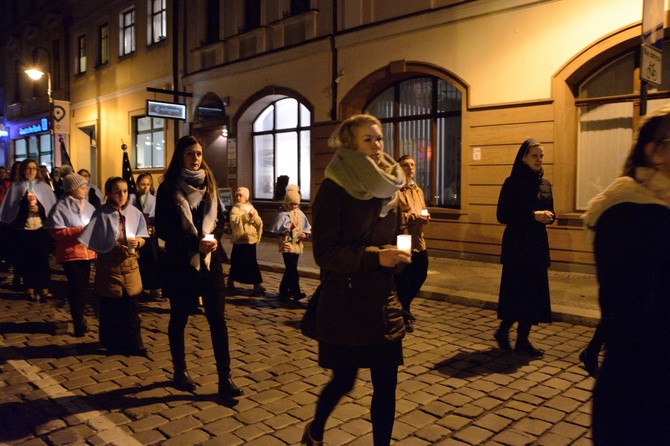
[329,114,382,151]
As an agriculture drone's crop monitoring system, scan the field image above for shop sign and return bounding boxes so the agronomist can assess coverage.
[147,100,186,120]
[10,117,50,139]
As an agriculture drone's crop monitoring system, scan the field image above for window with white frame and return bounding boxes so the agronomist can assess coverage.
[252,98,311,200]
[99,24,109,65]
[119,8,136,56]
[76,34,87,74]
[134,116,165,169]
[148,0,167,45]
[366,76,463,208]
[575,40,670,209]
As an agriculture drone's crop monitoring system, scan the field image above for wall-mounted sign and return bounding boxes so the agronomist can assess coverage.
[10,117,50,139]
[146,100,186,120]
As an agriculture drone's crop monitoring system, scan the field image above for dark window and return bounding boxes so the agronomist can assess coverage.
[205,0,220,44]
[76,35,87,74]
[120,8,136,56]
[244,0,261,32]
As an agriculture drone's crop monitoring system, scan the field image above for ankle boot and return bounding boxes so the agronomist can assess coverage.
[218,375,243,398]
[515,339,544,357]
[579,348,599,377]
[301,422,325,446]
[173,369,196,391]
[494,327,512,350]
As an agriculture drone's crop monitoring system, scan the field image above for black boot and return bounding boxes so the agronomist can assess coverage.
[515,322,543,357]
[579,349,599,377]
[218,375,243,398]
[494,320,513,350]
[173,368,196,392]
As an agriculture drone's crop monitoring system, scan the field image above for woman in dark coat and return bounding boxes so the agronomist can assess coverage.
[494,138,554,357]
[582,105,670,445]
[302,114,410,446]
[155,135,242,405]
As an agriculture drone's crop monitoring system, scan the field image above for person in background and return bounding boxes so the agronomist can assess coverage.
[0,166,11,203]
[0,166,11,270]
[155,135,243,404]
[0,163,23,283]
[0,158,56,301]
[46,173,97,337]
[77,168,103,208]
[51,167,64,197]
[494,138,554,357]
[269,184,311,301]
[394,154,430,333]
[227,186,265,295]
[303,114,410,446]
[582,104,670,445]
[79,177,149,357]
[39,165,54,192]
[131,172,162,300]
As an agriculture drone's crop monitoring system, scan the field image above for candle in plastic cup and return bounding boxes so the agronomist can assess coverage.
[420,209,429,217]
[27,192,37,205]
[81,216,90,226]
[397,234,412,254]
[127,232,136,254]
[203,234,215,241]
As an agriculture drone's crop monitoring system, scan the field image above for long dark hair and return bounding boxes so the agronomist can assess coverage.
[18,158,44,182]
[160,135,218,202]
[623,104,670,177]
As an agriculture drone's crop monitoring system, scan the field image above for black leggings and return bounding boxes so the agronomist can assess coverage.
[311,365,398,446]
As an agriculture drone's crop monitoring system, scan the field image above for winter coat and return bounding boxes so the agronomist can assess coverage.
[269,205,311,254]
[312,178,405,345]
[229,203,262,245]
[397,182,427,252]
[46,196,97,263]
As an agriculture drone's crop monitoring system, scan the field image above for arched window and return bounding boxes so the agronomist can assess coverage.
[366,76,462,208]
[576,40,670,209]
[252,97,311,200]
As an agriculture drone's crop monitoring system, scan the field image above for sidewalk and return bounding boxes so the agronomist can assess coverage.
[236,237,600,328]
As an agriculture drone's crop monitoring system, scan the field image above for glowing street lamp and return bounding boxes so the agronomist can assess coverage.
[24,47,54,165]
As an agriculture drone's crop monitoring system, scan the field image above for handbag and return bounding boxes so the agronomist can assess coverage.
[301,285,321,340]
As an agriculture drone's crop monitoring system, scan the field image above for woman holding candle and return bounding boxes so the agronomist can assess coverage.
[494,138,554,357]
[302,114,410,446]
[155,135,242,404]
[0,158,56,301]
[46,172,97,337]
[394,154,430,333]
[227,186,265,295]
[79,177,149,356]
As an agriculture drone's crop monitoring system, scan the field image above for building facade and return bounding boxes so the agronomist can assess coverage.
[2,0,668,268]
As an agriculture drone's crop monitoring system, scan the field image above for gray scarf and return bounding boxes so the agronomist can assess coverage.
[325,148,406,217]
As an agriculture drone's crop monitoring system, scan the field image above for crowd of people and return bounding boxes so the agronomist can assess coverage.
[1,108,668,444]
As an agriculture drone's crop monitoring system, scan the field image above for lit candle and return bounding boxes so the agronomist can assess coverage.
[127,232,136,254]
[420,209,429,217]
[203,233,215,241]
[397,234,412,254]
[81,216,90,226]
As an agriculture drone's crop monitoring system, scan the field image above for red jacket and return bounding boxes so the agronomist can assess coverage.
[49,227,97,263]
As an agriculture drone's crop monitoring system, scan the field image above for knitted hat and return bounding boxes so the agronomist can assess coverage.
[284,184,301,204]
[236,187,250,200]
[63,173,88,194]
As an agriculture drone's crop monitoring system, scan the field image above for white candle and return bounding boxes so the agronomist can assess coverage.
[397,234,412,254]
[81,216,90,226]
[127,232,136,254]
[420,209,429,217]
[204,233,215,241]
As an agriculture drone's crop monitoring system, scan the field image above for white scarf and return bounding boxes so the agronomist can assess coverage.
[176,171,219,271]
[582,167,670,243]
[325,148,406,217]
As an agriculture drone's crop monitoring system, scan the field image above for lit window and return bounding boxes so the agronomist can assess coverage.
[148,0,167,45]
[99,24,109,65]
[119,8,136,56]
[252,98,311,200]
[575,40,670,209]
[134,116,165,169]
[367,77,462,208]
[76,34,87,74]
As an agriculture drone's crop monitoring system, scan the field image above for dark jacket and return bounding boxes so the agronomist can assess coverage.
[312,178,405,345]
[155,182,227,297]
[592,202,670,445]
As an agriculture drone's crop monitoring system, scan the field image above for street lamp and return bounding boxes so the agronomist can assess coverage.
[24,46,54,168]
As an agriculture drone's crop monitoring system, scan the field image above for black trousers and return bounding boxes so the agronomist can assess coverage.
[168,288,232,378]
[15,228,52,289]
[394,249,429,313]
[62,260,92,331]
[279,253,301,296]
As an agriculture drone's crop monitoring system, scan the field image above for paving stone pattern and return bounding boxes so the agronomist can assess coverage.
[0,262,598,445]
